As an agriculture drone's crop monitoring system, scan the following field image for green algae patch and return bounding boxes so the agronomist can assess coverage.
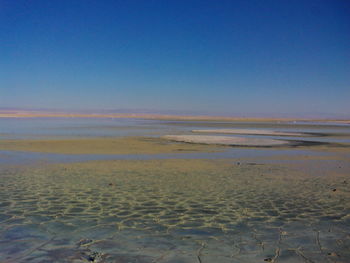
[0,136,222,154]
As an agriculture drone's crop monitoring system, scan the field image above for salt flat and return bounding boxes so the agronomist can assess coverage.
[192,128,307,136]
[162,134,289,146]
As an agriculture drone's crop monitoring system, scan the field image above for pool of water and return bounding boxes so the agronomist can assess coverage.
[1,118,350,143]
[0,118,172,139]
[0,148,335,166]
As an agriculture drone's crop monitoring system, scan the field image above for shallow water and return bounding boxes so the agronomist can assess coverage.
[0,148,334,165]
[1,160,349,263]
[163,120,350,144]
[1,118,350,143]
[0,118,350,262]
[0,118,170,139]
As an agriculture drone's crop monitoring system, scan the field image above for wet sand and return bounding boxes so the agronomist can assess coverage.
[0,137,221,155]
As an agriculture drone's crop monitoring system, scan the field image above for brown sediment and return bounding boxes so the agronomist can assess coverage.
[0,134,343,155]
[0,136,222,154]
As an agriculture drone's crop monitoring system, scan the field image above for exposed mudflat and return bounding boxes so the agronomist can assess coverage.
[0,136,221,155]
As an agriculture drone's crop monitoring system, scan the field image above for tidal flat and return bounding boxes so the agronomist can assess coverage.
[0,137,221,155]
[0,118,350,263]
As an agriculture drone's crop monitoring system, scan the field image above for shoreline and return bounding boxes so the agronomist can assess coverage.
[0,111,349,124]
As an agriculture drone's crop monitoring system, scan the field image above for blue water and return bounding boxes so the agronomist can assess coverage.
[0,117,349,166]
[0,118,173,139]
[0,148,333,165]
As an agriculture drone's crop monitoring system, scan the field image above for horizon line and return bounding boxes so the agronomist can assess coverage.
[0,109,349,123]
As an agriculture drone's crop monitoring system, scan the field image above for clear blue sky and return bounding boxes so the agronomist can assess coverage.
[0,0,349,117]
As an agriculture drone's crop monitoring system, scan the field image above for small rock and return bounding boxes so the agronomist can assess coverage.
[87,251,103,262]
[108,183,113,186]
[327,252,339,257]
[332,189,337,192]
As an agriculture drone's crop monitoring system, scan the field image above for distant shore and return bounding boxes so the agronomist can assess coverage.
[0,110,349,124]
